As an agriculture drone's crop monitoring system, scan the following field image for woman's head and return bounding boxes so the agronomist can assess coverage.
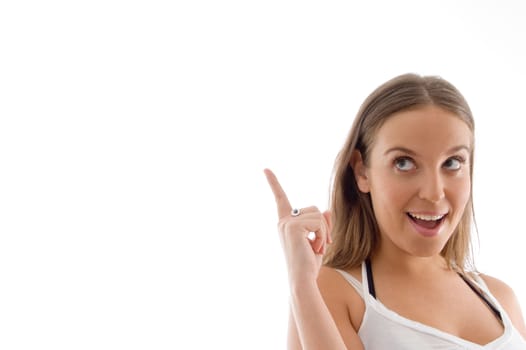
[324,73,475,271]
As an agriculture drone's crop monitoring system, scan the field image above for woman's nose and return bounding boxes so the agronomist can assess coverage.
[418,171,445,203]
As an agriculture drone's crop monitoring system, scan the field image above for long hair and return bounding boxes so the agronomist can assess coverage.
[323,73,475,271]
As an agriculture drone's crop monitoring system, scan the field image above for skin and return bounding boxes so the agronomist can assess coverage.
[266,105,526,349]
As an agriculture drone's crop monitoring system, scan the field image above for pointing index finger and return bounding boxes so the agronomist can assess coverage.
[264,168,293,219]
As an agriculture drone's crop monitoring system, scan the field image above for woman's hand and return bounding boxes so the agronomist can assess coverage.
[264,169,332,286]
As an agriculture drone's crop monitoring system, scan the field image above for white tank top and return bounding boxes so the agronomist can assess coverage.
[336,264,526,349]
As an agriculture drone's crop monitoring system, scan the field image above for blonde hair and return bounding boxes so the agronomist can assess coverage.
[323,73,475,272]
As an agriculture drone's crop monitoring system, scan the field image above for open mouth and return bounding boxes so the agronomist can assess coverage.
[407,212,447,230]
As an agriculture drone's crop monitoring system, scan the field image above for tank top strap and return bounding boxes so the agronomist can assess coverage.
[466,271,490,292]
[335,266,367,299]
[458,270,504,323]
[466,272,507,309]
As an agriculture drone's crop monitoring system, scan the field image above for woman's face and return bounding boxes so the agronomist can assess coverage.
[357,105,472,258]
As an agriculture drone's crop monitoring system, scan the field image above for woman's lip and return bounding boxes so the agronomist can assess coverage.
[406,213,447,237]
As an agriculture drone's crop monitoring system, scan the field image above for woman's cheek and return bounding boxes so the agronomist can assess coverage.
[453,175,471,206]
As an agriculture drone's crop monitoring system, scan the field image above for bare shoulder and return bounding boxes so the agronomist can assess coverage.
[480,273,526,337]
[316,266,365,349]
[479,274,515,300]
[317,266,362,303]
[317,266,351,295]
[318,265,361,284]
[317,266,353,310]
[479,273,520,312]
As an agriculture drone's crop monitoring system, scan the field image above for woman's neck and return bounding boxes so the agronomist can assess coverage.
[371,244,450,278]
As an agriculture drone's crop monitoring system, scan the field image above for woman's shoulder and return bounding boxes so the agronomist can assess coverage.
[477,272,526,337]
[318,265,362,289]
[317,265,364,308]
[317,266,367,337]
[477,273,516,302]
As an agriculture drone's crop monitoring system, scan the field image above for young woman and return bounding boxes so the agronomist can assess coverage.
[264,74,526,349]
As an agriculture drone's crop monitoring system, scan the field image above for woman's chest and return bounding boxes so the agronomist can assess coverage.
[371,277,504,346]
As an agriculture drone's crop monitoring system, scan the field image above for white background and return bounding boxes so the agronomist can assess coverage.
[1,1,525,349]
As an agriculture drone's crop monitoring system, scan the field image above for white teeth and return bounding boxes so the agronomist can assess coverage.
[408,213,445,221]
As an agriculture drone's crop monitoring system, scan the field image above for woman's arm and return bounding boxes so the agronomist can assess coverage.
[264,169,361,349]
[287,306,302,350]
[288,280,348,350]
[265,169,342,349]
[287,267,365,350]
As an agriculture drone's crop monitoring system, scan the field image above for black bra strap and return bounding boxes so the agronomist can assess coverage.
[365,258,376,299]
[457,272,503,322]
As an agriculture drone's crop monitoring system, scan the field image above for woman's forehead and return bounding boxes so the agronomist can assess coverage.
[372,106,473,154]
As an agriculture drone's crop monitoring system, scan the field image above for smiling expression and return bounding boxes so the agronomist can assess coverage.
[356,105,473,257]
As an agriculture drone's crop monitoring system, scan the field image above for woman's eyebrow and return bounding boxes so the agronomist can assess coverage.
[384,146,417,156]
[384,145,471,156]
[447,145,471,154]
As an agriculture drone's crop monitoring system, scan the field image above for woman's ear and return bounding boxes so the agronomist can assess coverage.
[350,150,370,193]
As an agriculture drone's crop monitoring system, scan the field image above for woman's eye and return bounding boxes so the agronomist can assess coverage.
[394,157,415,171]
[443,157,464,170]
